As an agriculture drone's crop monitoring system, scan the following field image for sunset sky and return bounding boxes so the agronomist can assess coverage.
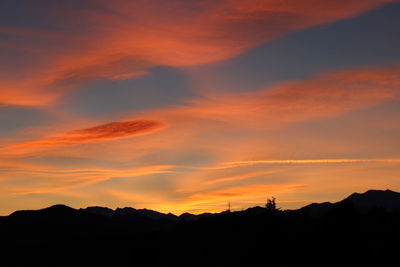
[1,0,400,215]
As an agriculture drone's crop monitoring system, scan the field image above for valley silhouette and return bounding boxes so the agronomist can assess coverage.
[1,189,400,266]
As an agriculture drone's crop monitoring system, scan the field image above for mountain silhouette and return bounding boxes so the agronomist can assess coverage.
[297,189,400,216]
[4,189,398,222]
[10,204,77,218]
[1,189,399,266]
[80,206,179,221]
[344,189,400,212]
[5,189,399,222]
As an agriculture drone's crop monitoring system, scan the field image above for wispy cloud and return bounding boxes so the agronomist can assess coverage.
[149,64,400,130]
[0,164,177,196]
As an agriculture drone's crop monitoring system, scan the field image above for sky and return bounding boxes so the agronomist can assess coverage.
[1,0,400,215]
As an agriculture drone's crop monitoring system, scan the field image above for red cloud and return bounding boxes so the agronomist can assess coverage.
[4,119,166,150]
[65,120,164,142]
[0,0,395,106]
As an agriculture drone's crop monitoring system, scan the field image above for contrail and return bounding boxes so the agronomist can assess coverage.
[222,158,400,167]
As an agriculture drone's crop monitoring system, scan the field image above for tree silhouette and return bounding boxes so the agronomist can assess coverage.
[266,197,277,211]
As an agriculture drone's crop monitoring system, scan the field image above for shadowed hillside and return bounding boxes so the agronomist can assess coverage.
[1,189,400,266]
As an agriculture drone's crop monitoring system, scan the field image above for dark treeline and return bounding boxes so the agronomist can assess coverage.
[1,190,400,266]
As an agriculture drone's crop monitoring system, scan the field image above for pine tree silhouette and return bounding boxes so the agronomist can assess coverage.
[266,197,277,211]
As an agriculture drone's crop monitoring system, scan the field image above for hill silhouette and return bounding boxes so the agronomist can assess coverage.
[1,189,400,266]
[296,189,400,216]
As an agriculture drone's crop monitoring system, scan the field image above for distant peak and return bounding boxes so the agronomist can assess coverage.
[367,189,396,193]
[9,204,75,217]
[348,189,399,198]
[47,204,74,210]
[41,204,77,213]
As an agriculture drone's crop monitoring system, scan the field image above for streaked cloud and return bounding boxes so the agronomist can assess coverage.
[3,119,166,151]
[0,163,177,195]
[66,120,165,142]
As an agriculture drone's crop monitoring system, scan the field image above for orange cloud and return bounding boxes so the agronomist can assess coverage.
[65,120,165,142]
[170,64,400,127]
[3,119,166,151]
[0,0,395,106]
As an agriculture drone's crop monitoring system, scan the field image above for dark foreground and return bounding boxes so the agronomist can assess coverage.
[1,189,400,266]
